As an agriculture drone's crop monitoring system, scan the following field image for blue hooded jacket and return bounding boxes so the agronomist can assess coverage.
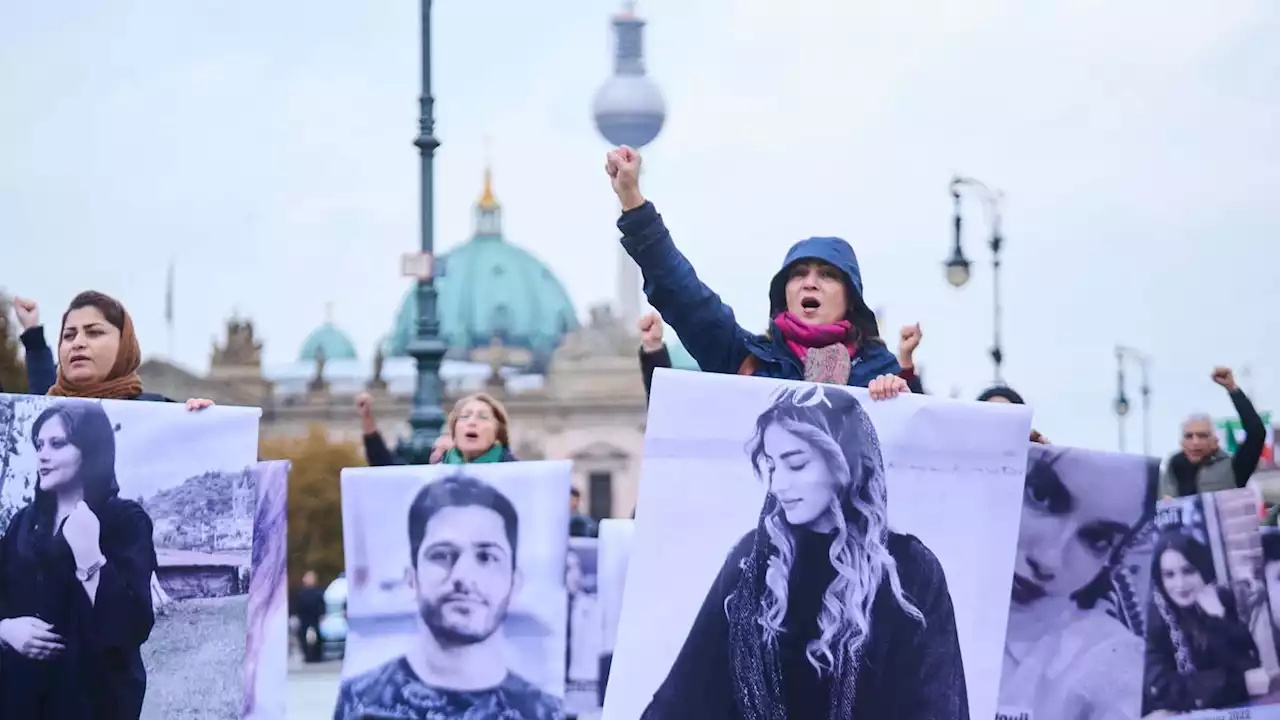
[618,202,900,385]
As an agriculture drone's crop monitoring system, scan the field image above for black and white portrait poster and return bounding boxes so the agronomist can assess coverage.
[566,537,601,718]
[1144,487,1280,718]
[995,444,1160,720]
[241,460,289,720]
[335,461,572,720]
[603,370,1033,720]
[0,393,262,720]
[597,519,634,715]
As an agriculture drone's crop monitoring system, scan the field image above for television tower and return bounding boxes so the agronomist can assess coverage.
[592,0,666,326]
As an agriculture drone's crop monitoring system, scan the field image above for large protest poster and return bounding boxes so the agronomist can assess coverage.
[603,370,1032,720]
[241,460,289,720]
[336,461,572,720]
[1143,487,1280,718]
[0,393,261,719]
[995,445,1160,720]
[597,519,634,714]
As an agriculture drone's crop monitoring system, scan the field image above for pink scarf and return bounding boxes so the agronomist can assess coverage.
[773,312,857,360]
[773,312,858,384]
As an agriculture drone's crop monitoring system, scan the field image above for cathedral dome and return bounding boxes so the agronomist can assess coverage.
[387,169,580,368]
[299,320,357,362]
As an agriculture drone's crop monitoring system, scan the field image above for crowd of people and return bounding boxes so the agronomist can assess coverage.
[0,146,1271,717]
[1,146,1269,521]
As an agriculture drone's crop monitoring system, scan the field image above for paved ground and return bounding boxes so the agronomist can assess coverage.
[287,659,341,719]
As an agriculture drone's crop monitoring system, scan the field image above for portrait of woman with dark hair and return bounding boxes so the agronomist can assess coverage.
[639,384,967,720]
[1143,529,1267,714]
[998,446,1158,719]
[0,399,158,720]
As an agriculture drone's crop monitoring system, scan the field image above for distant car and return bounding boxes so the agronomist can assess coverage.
[319,573,348,660]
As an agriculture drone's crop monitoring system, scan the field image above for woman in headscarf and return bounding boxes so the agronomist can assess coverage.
[641,385,966,720]
[998,445,1157,719]
[0,400,158,719]
[1143,529,1266,714]
[604,147,910,401]
[16,292,211,409]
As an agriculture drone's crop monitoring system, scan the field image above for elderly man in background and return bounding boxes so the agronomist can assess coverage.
[1160,366,1267,498]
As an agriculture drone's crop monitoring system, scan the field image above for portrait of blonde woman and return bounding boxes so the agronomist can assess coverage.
[639,384,967,720]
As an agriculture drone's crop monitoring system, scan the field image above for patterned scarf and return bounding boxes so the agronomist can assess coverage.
[773,312,857,385]
[725,499,860,720]
[47,308,144,399]
[1152,590,1197,676]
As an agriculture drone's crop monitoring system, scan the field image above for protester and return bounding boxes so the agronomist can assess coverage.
[605,146,908,401]
[569,487,598,538]
[292,570,326,664]
[14,293,212,409]
[1160,366,1266,498]
[977,385,1050,444]
[358,391,516,466]
[637,311,924,402]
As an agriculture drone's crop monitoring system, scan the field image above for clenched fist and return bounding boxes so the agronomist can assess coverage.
[13,296,39,331]
[897,323,922,367]
[1211,366,1238,392]
[638,312,664,353]
[605,146,645,211]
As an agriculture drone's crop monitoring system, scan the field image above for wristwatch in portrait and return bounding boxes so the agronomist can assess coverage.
[75,556,106,582]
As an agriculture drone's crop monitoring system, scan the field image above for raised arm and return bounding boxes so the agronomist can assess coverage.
[607,147,754,375]
[1221,378,1267,485]
[638,312,673,405]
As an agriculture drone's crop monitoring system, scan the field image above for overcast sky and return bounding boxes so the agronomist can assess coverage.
[2,0,1276,457]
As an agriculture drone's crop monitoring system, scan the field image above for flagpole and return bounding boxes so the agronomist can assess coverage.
[165,259,175,361]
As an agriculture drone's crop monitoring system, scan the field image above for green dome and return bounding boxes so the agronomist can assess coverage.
[387,170,579,366]
[299,322,357,362]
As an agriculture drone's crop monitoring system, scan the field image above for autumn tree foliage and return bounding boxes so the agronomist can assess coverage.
[0,292,27,395]
[260,425,364,592]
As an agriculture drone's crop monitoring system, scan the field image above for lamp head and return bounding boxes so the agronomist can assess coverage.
[944,248,971,288]
[1114,394,1131,417]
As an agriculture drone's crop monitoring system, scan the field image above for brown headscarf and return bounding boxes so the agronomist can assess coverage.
[47,291,145,399]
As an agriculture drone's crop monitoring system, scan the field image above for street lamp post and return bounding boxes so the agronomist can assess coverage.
[944,175,1006,385]
[1114,345,1153,455]
[398,0,449,463]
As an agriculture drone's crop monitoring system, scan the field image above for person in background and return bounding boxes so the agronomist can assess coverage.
[356,391,511,466]
[292,570,325,664]
[569,487,598,538]
[606,146,909,401]
[976,385,1050,444]
[1160,366,1266,499]
[636,310,924,402]
[13,293,211,410]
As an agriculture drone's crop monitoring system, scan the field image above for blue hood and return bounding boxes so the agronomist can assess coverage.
[768,236,878,331]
